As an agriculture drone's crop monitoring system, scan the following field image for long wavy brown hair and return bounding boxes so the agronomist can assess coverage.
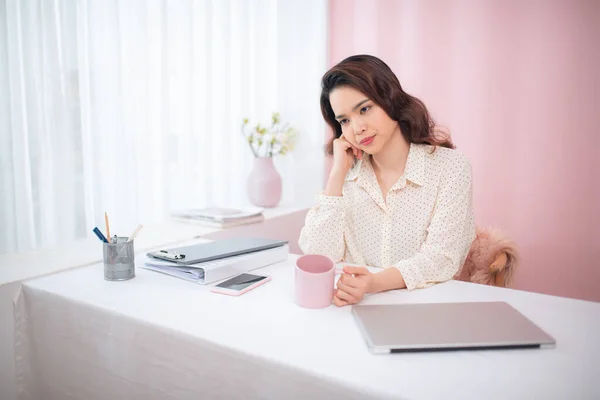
[321,55,454,155]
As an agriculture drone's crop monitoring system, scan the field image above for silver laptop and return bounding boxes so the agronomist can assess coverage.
[351,302,556,354]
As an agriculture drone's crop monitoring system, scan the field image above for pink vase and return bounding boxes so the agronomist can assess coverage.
[247,157,282,208]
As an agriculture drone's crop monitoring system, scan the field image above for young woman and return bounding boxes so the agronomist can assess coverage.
[298,55,476,307]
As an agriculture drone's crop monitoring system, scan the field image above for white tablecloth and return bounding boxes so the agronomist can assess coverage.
[14,254,600,400]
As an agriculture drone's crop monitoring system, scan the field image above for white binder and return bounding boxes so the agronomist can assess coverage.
[139,244,288,284]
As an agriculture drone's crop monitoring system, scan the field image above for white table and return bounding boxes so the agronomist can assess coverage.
[14,251,600,400]
[1,206,310,400]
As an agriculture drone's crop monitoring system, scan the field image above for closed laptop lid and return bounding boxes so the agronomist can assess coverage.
[351,302,556,353]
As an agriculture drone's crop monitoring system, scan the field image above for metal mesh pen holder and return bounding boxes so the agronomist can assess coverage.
[103,237,135,281]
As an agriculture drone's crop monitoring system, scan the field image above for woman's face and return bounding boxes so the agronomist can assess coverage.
[329,86,399,155]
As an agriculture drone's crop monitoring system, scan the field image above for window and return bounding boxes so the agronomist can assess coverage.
[0,0,327,254]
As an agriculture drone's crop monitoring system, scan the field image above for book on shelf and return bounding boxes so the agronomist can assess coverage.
[172,207,265,228]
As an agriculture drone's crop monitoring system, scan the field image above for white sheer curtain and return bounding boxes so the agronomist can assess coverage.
[0,0,327,255]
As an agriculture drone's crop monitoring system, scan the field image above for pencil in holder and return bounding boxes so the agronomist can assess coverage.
[103,237,135,281]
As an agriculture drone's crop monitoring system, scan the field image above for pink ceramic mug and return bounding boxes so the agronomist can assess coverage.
[295,254,340,309]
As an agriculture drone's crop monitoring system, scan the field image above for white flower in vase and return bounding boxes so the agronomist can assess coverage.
[241,113,298,207]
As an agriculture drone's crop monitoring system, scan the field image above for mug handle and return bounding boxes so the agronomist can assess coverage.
[335,262,366,276]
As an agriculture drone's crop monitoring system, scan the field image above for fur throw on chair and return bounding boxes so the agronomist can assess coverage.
[454,227,519,287]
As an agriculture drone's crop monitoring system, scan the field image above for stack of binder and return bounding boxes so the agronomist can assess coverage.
[139,237,288,284]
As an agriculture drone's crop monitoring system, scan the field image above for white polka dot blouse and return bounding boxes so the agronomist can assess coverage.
[299,143,476,290]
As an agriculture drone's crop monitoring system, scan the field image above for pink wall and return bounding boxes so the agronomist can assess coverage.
[327,0,600,301]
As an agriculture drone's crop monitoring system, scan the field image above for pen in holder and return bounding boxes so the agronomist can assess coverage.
[103,236,135,281]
